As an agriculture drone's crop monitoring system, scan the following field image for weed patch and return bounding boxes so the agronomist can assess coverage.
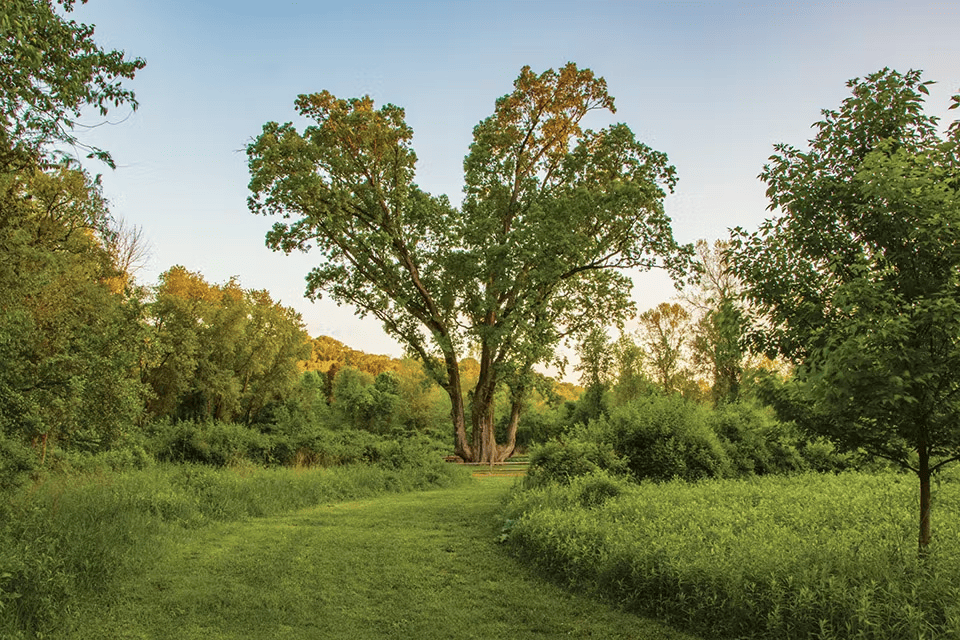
[504,471,960,639]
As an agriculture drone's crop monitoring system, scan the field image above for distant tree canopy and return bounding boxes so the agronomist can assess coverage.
[142,266,311,424]
[248,63,690,462]
[301,336,398,377]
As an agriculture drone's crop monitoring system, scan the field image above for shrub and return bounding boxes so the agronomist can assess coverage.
[571,470,630,508]
[600,394,731,482]
[0,433,35,492]
[710,401,806,476]
[148,419,274,466]
[525,438,627,487]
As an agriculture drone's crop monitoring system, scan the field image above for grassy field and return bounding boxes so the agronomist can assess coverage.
[53,476,696,640]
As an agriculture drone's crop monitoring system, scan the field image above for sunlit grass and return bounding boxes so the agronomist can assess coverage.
[54,478,696,640]
[0,460,468,638]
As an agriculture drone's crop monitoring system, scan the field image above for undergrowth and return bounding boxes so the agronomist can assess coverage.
[502,470,960,639]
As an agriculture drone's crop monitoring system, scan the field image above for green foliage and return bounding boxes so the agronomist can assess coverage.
[142,266,311,424]
[566,384,611,426]
[525,439,627,487]
[0,0,145,167]
[505,471,960,639]
[530,394,838,486]
[730,68,960,548]
[0,0,148,489]
[0,432,35,492]
[0,165,149,467]
[710,401,806,476]
[247,63,689,462]
[609,335,660,405]
[513,399,567,448]
[684,239,748,404]
[331,366,402,434]
[599,394,731,482]
[148,420,275,467]
[570,328,614,425]
[635,302,693,394]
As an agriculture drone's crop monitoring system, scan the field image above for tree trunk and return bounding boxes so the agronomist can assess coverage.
[469,342,509,464]
[919,441,932,555]
[442,336,524,463]
[470,371,499,464]
[444,353,472,461]
[497,397,522,461]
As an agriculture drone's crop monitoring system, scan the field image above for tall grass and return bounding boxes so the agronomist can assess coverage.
[0,460,468,638]
[503,470,960,639]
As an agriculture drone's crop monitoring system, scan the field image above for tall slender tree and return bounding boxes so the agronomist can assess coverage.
[636,302,692,394]
[730,69,960,552]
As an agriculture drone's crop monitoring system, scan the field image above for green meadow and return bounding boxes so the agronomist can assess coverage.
[3,467,694,640]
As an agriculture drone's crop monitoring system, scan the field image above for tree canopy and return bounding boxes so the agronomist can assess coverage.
[142,266,311,424]
[730,68,960,551]
[248,63,690,462]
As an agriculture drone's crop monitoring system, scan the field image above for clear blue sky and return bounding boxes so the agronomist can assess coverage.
[70,0,960,360]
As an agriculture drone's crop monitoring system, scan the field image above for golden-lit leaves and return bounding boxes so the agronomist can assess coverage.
[248,63,687,461]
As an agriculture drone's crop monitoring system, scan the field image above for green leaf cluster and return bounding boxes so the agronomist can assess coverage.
[729,68,960,549]
[142,266,312,425]
[0,0,144,167]
[0,164,148,457]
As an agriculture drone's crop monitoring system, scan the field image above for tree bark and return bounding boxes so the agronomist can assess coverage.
[471,377,499,464]
[444,353,472,462]
[919,441,932,555]
[496,397,522,461]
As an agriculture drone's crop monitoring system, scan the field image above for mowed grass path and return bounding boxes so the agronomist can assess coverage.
[60,477,698,640]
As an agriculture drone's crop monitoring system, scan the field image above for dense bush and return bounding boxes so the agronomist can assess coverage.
[525,438,627,487]
[709,401,806,476]
[599,394,732,482]
[0,433,35,492]
[148,419,276,466]
[528,394,856,487]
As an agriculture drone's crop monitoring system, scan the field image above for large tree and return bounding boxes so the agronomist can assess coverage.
[248,63,689,462]
[730,69,960,551]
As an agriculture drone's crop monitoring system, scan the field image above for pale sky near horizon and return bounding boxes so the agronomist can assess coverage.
[68,0,960,366]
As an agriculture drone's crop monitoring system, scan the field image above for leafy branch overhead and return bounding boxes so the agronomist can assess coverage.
[248,63,691,463]
[0,0,145,167]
